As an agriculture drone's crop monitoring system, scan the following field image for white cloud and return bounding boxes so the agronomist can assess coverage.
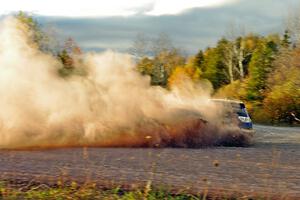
[0,0,238,17]
[146,0,237,16]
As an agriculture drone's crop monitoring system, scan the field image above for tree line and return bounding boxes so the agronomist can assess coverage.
[16,12,300,124]
[132,30,299,124]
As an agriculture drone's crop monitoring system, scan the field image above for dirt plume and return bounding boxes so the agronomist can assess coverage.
[0,17,251,149]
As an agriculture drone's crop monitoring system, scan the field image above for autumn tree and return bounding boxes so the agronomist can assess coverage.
[133,33,185,87]
[57,37,86,77]
[223,22,248,80]
[263,48,300,123]
[197,34,261,90]
[218,38,236,83]
[16,11,54,53]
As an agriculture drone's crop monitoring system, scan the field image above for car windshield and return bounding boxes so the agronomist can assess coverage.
[212,100,249,117]
[231,103,248,117]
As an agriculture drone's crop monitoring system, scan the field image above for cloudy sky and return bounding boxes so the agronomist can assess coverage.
[1,0,299,54]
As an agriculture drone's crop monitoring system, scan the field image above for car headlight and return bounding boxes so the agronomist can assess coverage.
[238,116,252,123]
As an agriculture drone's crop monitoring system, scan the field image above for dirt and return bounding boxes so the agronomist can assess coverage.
[0,125,300,198]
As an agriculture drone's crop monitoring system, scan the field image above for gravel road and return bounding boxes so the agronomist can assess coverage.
[0,125,300,198]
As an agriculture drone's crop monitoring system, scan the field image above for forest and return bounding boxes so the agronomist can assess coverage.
[16,11,300,125]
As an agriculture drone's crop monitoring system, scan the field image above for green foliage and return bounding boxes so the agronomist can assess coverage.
[0,183,185,200]
[12,14,300,124]
[237,34,261,75]
[133,33,186,87]
[201,47,228,89]
[58,49,73,68]
[199,34,267,91]
[282,30,292,48]
[194,50,204,68]
[216,33,300,124]
[16,13,85,78]
[58,66,87,77]
[263,49,300,123]
[246,38,279,101]
[136,49,185,87]
[0,181,286,200]
[137,57,154,76]
[151,49,185,86]
[215,80,246,100]
[57,38,86,78]
[16,11,52,53]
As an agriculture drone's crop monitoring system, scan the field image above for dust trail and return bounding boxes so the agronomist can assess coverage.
[0,17,251,149]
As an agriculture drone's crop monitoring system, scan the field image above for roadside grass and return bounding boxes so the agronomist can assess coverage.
[0,182,199,200]
[0,181,280,200]
[0,145,296,200]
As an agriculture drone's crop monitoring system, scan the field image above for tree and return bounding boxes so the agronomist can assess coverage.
[128,33,149,59]
[185,56,201,81]
[136,57,154,76]
[57,38,85,77]
[224,22,248,80]
[133,33,185,87]
[15,11,52,53]
[218,38,235,83]
[201,47,228,89]
[246,38,279,101]
[167,66,188,88]
[263,48,300,123]
[194,50,204,68]
[58,49,73,68]
[281,30,292,48]
[151,48,185,86]
[235,37,245,79]
[63,37,82,55]
[241,34,261,76]
[207,36,249,85]
[167,57,201,89]
[286,5,300,45]
[151,33,173,57]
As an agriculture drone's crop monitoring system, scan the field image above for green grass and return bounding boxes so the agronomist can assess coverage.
[0,183,200,200]
[0,181,277,200]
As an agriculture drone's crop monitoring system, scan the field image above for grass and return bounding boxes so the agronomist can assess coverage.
[0,182,202,200]
[0,143,297,200]
[0,181,282,200]
[0,151,295,200]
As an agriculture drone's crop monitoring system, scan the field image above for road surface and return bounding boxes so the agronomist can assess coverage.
[0,125,300,198]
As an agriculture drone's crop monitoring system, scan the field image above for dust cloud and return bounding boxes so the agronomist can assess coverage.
[0,17,251,149]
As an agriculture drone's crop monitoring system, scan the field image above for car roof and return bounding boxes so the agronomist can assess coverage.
[211,99,244,105]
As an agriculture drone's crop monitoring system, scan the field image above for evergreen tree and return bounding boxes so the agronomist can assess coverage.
[201,47,228,89]
[194,50,205,68]
[247,39,279,101]
[282,30,292,48]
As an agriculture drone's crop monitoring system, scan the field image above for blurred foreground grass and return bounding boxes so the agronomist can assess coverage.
[0,181,284,200]
[0,183,197,200]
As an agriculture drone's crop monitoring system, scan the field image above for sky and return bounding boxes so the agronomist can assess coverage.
[1,0,299,54]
